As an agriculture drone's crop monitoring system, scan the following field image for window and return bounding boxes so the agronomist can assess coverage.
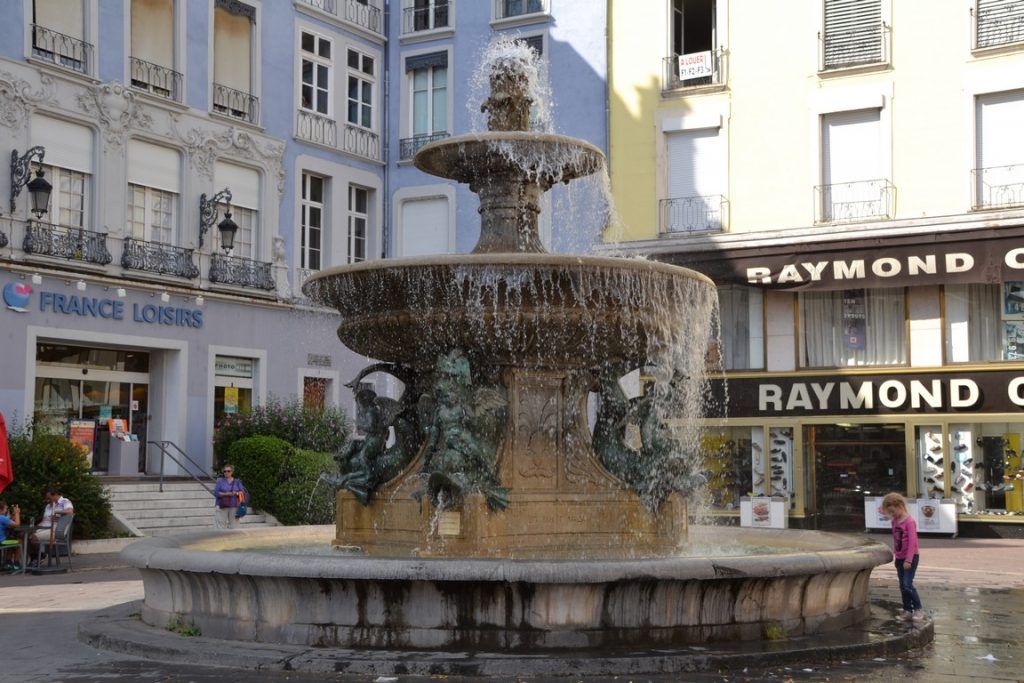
[127,184,176,244]
[799,288,906,367]
[130,0,179,100]
[404,0,450,32]
[819,108,891,223]
[213,0,255,95]
[715,286,764,370]
[300,31,332,115]
[300,173,325,271]
[975,90,1024,210]
[399,196,449,256]
[975,0,1024,50]
[946,283,1020,362]
[497,0,546,20]
[214,161,260,258]
[347,185,369,263]
[31,0,90,74]
[412,62,447,137]
[127,140,181,242]
[663,126,727,233]
[666,0,719,89]
[347,48,375,129]
[937,423,1024,516]
[303,376,328,411]
[821,0,885,70]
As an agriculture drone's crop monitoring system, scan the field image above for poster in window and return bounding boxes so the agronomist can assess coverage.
[68,419,96,465]
[1003,281,1024,319]
[1004,321,1024,361]
[842,289,866,350]
[224,386,239,414]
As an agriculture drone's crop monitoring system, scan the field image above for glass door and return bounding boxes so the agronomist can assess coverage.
[807,423,906,530]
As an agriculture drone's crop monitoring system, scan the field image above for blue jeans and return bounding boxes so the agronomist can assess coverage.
[895,554,922,612]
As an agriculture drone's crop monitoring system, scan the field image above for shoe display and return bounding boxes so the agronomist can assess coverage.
[954,443,969,452]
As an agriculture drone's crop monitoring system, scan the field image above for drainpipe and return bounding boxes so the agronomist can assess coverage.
[381,0,391,259]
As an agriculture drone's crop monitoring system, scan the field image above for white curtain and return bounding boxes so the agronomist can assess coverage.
[718,285,750,370]
[801,288,905,367]
[946,284,1001,362]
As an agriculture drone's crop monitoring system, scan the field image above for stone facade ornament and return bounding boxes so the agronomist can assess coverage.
[172,117,287,195]
[0,70,57,129]
[77,82,152,148]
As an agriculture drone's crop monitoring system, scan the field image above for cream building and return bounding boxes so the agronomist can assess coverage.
[609,0,1024,537]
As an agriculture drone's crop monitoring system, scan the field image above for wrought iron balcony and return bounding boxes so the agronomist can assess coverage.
[342,123,381,161]
[23,222,112,265]
[814,179,895,224]
[973,164,1024,210]
[399,132,449,160]
[298,0,384,35]
[297,110,338,147]
[662,49,727,91]
[659,195,728,234]
[976,0,1024,49]
[129,57,183,102]
[31,24,92,75]
[493,0,548,21]
[213,83,260,124]
[121,238,200,279]
[402,1,451,33]
[820,22,890,71]
[209,253,275,291]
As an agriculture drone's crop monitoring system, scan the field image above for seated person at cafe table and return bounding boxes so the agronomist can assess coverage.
[27,488,73,559]
[0,501,22,568]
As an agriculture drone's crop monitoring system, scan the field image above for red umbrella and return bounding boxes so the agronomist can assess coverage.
[0,412,12,494]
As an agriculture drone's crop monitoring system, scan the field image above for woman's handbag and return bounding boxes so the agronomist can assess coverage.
[234,488,248,519]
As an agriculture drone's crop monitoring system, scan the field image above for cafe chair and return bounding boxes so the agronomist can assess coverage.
[0,539,19,570]
[36,514,73,571]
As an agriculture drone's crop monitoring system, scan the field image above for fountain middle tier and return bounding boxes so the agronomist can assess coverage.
[303,253,716,369]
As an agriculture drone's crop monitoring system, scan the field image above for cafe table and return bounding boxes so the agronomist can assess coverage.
[9,525,39,576]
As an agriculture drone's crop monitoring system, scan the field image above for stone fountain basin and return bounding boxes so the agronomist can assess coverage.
[121,525,891,650]
[303,253,715,366]
[414,131,605,185]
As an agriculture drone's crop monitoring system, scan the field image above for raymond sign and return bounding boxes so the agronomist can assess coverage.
[678,51,713,80]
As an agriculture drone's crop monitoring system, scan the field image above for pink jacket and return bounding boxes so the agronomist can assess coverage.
[892,514,920,561]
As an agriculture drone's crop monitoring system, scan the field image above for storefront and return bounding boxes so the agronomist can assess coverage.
[667,225,1024,537]
[0,267,356,476]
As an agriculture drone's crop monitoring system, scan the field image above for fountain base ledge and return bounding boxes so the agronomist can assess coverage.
[120,525,893,650]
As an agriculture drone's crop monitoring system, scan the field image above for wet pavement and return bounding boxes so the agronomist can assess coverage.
[1,533,1022,682]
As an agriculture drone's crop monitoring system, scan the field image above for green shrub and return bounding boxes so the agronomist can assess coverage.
[213,398,350,468]
[3,426,111,540]
[227,435,293,512]
[273,449,337,525]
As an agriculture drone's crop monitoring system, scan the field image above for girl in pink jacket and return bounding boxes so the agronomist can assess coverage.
[879,492,924,622]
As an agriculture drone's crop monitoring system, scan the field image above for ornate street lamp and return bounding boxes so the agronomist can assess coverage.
[198,187,232,249]
[10,146,52,217]
[217,210,239,254]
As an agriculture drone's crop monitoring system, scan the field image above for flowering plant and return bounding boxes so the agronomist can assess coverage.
[214,397,349,467]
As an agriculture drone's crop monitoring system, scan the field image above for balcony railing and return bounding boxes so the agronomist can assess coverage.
[399,132,449,160]
[493,0,548,21]
[213,83,260,124]
[298,0,384,35]
[820,22,890,71]
[402,1,451,34]
[814,179,895,223]
[297,110,338,147]
[121,238,200,279]
[209,253,275,290]
[129,57,183,102]
[976,0,1024,49]
[973,164,1024,210]
[31,24,92,75]
[23,222,112,265]
[342,124,381,161]
[660,195,728,234]
[662,49,727,92]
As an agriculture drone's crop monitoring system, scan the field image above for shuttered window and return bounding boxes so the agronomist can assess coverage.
[822,0,883,69]
[664,127,726,233]
[214,2,253,93]
[131,0,174,68]
[821,109,886,222]
[400,197,449,256]
[975,90,1024,209]
[976,0,1024,49]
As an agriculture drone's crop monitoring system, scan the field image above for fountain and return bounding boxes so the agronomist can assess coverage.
[113,40,912,674]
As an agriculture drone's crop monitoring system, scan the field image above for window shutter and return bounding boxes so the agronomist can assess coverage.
[400,197,449,256]
[131,0,174,68]
[127,139,181,193]
[977,0,1024,49]
[975,90,1024,207]
[822,109,881,186]
[33,0,84,39]
[823,0,881,68]
[214,5,252,91]
[214,161,260,209]
[31,115,93,174]
[666,128,725,200]
[405,51,447,72]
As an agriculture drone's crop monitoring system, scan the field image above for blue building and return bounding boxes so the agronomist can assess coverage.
[0,0,607,476]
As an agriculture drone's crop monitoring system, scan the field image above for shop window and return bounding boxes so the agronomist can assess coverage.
[799,287,906,367]
[701,426,764,510]
[945,424,1024,516]
[214,355,255,431]
[303,376,328,411]
[715,285,763,370]
[944,283,1007,362]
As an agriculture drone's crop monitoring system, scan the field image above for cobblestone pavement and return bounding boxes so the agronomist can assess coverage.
[0,534,1022,682]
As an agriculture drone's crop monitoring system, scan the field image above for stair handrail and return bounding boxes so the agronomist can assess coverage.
[147,440,215,494]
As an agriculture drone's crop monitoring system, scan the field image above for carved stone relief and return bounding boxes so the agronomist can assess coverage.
[511,375,561,490]
[76,82,153,148]
[171,116,286,195]
[0,70,57,129]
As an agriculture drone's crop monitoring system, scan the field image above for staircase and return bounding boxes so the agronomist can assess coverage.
[105,479,277,537]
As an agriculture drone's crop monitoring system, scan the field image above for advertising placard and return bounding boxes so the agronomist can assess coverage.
[224,386,239,414]
[68,419,96,465]
[677,50,713,80]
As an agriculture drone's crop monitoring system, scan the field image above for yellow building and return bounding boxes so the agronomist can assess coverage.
[609,0,1024,536]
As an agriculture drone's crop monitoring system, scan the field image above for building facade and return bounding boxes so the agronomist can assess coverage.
[609,0,1024,536]
[0,0,607,478]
